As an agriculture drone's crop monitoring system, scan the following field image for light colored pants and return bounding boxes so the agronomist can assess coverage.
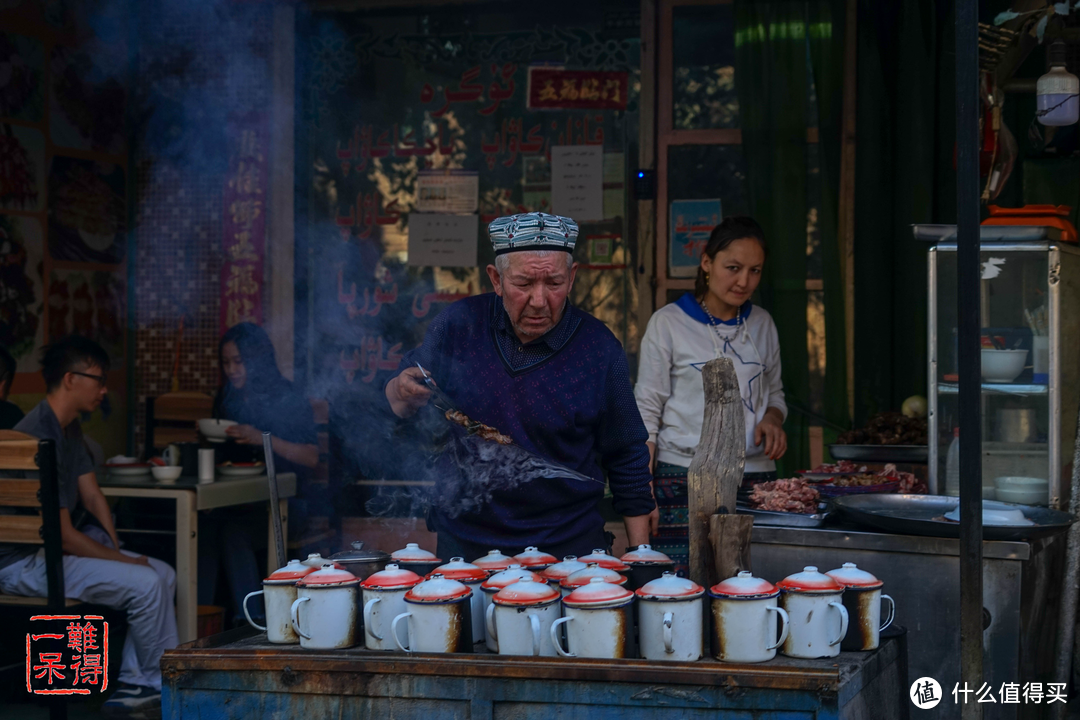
[0,526,179,690]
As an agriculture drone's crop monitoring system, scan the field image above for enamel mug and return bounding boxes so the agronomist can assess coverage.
[635,572,705,662]
[578,548,631,575]
[560,563,628,599]
[243,559,314,644]
[428,557,488,643]
[776,566,849,659]
[708,571,789,663]
[289,564,359,649]
[826,563,895,651]
[471,549,516,576]
[301,552,327,569]
[486,579,562,657]
[512,546,558,571]
[540,556,588,587]
[359,564,423,651]
[392,574,474,654]
[619,544,675,592]
[390,543,442,579]
[479,565,544,651]
[551,577,634,659]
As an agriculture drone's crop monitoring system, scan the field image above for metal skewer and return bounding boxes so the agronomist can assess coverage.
[263,431,286,570]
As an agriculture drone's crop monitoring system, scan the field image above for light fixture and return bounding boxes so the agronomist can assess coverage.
[1036,41,1079,126]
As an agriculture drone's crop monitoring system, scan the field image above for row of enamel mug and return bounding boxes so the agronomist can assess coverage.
[244,560,894,663]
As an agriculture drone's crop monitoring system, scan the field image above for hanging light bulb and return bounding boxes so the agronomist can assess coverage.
[1037,41,1079,126]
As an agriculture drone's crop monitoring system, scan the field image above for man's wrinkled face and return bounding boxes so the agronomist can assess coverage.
[487,253,577,343]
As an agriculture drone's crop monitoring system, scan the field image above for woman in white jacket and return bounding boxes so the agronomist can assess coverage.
[634,216,787,572]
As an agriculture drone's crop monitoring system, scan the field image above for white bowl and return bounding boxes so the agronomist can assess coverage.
[944,502,1034,526]
[994,475,1048,490]
[982,486,997,500]
[980,349,1028,383]
[198,418,237,442]
[151,466,183,483]
[994,487,1048,506]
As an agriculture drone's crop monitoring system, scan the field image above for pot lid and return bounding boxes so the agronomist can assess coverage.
[777,566,844,593]
[619,544,674,566]
[329,540,391,563]
[360,563,423,590]
[301,553,327,568]
[390,543,440,563]
[481,565,542,591]
[492,579,560,606]
[512,546,558,568]
[428,557,487,582]
[564,576,634,607]
[264,559,316,584]
[636,572,704,599]
[297,563,359,587]
[561,564,628,589]
[577,548,630,572]
[540,556,588,582]
[471,549,516,572]
[709,571,779,599]
[404,574,472,603]
[825,563,883,589]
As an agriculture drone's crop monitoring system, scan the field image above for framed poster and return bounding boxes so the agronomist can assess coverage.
[669,198,721,278]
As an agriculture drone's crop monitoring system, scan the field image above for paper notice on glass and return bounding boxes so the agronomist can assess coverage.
[551,145,603,221]
[407,213,478,267]
[416,171,479,214]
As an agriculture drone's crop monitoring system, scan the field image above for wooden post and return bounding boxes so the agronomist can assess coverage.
[687,358,746,588]
[709,513,753,582]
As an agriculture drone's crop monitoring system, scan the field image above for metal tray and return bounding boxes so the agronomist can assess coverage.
[830,494,1075,541]
[829,444,928,463]
[736,504,828,528]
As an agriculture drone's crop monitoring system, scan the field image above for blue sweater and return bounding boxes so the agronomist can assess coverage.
[393,294,654,549]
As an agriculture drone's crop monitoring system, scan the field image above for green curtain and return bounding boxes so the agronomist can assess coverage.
[735,0,848,473]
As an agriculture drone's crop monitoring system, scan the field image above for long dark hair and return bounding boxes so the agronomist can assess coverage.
[694,216,767,298]
[214,322,286,413]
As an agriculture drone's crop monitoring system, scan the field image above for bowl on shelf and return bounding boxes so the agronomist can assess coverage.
[993,476,1048,505]
[151,466,183,483]
[980,349,1028,383]
[197,418,237,443]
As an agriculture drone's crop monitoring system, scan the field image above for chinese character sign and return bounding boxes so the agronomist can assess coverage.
[26,614,109,696]
[527,68,628,110]
[221,114,268,333]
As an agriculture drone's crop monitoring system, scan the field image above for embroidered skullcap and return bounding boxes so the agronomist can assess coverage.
[487,212,578,256]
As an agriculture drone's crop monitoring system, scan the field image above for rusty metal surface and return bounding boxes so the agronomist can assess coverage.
[163,626,877,693]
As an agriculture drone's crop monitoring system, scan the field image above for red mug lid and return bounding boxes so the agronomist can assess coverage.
[776,566,844,593]
[428,557,486,582]
[563,577,634,607]
[825,563,883,589]
[709,571,779,598]
[635,572,704,599]
[264,559,316,584]
[512,546,558,568]
[577,548,630,572]
[492,579,560,606]
[391,543,440,563]
[297,563,359,587]
[405,574,472,603]
[360,563,424,590]
[471,549,516,572]
[619,544,674,565]
[540,556,588,582]
[481,565,542,590]
[561,564,628,589]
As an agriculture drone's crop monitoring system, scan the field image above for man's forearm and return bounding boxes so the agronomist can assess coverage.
[63,526,133,564]
[623,513,651,548]
[82,492,119,547]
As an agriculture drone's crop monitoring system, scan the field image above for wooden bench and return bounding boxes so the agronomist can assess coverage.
[0,430,78,609]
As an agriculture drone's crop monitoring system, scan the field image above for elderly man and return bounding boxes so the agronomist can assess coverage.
[386,212,657,562]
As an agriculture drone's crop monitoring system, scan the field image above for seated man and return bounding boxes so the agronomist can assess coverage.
[0,336,178,719]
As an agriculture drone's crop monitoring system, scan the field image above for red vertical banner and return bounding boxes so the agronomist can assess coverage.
[220,113,268,333]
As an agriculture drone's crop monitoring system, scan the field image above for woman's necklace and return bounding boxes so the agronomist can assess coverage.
[698,298,743,336]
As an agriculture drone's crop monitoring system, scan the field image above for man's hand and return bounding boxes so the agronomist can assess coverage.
[753,408,788,460]
[127,555,151,567]
[225,424,263,445]
[386,367,433,418]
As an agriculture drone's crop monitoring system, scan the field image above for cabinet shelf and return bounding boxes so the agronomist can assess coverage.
[937,383,1048,396]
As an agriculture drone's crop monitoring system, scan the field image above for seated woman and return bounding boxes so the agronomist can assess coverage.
[198,323,318,625]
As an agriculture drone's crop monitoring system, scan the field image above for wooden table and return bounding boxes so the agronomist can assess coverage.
[99,472,295,643]
[162,626,908,719]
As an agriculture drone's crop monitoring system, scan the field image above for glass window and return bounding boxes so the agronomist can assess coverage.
[672,3,738,129]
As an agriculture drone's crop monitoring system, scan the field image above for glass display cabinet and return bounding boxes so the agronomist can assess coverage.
[924,228,1080,509]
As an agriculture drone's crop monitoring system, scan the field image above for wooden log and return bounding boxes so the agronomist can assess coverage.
[709,513,754,582]
[687,358,745,588]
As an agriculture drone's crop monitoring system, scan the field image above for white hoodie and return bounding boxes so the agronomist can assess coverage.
[634,293,787,473]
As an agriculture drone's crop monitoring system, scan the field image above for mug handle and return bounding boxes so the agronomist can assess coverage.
[485,603,498,645]
[766,605,789,651]
[290,596,311,640]
[662,611,674,654]
[391,612,412,652]
[827,601,849,646]
[242,590,266,632]
[880,594,896,631]
[364,597,382,641]
[550,616,574,658]
[529,614,541,656]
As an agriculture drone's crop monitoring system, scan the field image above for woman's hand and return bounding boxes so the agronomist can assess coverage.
[225,424,263,445]
[753,409,788,460]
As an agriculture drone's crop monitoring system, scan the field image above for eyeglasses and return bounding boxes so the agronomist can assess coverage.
[71,371,107,387]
